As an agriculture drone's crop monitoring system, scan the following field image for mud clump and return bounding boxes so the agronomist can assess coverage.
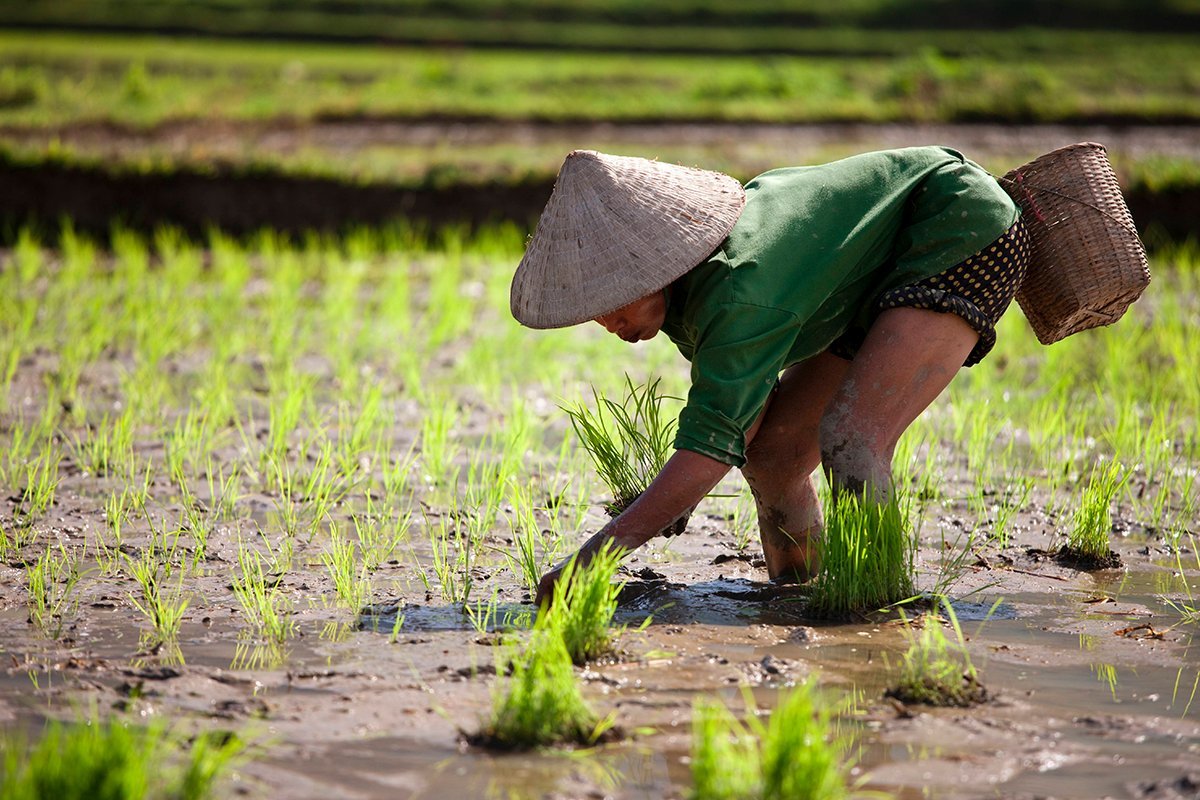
[885,672,990,708]
[1055,545,1123,570]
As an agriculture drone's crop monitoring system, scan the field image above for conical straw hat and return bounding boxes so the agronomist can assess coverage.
[510,150,746,329]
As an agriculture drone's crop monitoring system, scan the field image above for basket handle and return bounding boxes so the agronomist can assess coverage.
[1000,170,1047,224]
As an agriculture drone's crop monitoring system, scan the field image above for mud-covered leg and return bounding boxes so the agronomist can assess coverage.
[742,352,849,581]
[819,307,979,501]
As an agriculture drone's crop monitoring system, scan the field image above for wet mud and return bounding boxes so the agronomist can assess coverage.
[1,477,1197,799]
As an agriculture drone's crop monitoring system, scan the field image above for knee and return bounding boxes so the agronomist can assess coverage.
[819,413,890,498]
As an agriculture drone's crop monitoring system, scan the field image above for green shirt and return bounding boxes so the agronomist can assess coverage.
[660,146,1019,467]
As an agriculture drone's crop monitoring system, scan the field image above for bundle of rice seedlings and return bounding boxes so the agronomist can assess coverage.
[1059,459,1124,569]
[561,376,686,535]
[474,627,613,750]
[690,678,855,800]
[807,491,916,619]
[886,599,988,707]
[541,541,627,664]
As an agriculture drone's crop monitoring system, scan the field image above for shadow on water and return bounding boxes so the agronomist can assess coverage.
[359,576,1022,638]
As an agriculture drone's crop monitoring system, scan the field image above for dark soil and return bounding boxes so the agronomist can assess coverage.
[1055,545,1124,570]
[3,119,1200,240]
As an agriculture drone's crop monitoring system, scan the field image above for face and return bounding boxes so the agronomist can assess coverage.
[593,290,667,343]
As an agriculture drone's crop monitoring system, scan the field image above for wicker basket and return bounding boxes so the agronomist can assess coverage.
[997,142,1150,345]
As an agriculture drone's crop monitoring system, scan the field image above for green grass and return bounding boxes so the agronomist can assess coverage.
[807,491,916,620]
[886,599,987,707]
[0,714,245,800]
[690,679,855,800]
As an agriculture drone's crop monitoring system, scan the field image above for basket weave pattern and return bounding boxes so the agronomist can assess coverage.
[998,142,1150,345]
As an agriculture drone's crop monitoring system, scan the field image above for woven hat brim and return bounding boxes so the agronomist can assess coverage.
[511,150,746,329]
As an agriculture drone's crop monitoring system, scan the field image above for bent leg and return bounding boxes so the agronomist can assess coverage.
[742,352,849,581]
[820,306,978,500]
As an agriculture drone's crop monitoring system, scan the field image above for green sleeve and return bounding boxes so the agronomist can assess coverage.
[674,302,799,467]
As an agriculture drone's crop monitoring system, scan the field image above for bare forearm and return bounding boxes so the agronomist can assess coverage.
[579,448,730,556]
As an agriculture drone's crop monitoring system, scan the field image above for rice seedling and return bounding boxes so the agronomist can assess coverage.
[690,678,856,800]
[1060,459,1125,568]
[807,490,916,620]
[473,626,611,750]
[886,599,987,707]
[989,477,1033,549]
[1160,535,1200,625]
[335,384,386,480]
[428,505,476,606]
[380,443,418,508]
[504,479,557,597]
[164,409,211,493]
[18,448,61,521]
[123,544,191,648]
[232,543,296,648]
[68,415,121,477]
[0,712,245,800]
[540,541,627,665]
[353,495,412,570]
[301,441,352,538]
[321,527,372,611]
[203,459,242,521]
[262,372,312,473]
[561,375,679,526]
[25,543,84,637]
[463,452,508,534]
[419,399,462,487]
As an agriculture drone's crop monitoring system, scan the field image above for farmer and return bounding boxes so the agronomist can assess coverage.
[512,147,1027,605]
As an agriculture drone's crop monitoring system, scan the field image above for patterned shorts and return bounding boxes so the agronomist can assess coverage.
[831,217,1030,367]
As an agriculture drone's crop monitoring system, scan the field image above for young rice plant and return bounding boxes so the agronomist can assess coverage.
[561,376,680,528]
[885,599,988,707]
[690,678,855,800]
[807,490,916,619]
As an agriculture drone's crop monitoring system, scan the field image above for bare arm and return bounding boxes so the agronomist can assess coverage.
[536,448,731,605]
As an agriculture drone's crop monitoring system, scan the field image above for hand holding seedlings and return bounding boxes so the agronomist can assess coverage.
[514,147,1033,601]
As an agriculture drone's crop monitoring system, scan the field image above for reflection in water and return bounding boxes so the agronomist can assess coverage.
[483,748,625,800]
[132,638,184,668]
[231,635,288,670]
[1091,662,1120,700]
[320,619,355,643]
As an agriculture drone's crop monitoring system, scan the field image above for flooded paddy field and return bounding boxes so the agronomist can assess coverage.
[0,226,1196,798]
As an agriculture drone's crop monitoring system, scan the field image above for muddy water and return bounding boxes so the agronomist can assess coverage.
[1,436,1197,800]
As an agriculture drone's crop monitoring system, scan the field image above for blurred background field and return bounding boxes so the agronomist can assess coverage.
[1,1,1198,238]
